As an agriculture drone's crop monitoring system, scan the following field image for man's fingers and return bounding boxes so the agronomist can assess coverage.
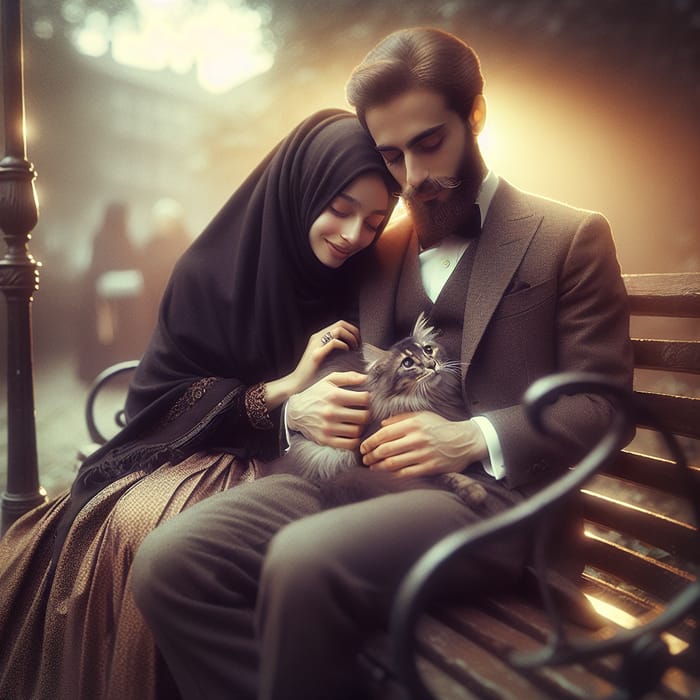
[360,420,406,455]
[326,371,368,387]
[363,435,413,467]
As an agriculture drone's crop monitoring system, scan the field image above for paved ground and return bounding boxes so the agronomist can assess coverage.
[0,351,129,500]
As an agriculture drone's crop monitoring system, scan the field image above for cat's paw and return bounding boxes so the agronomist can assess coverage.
[456,480,487,506]
[438,473,487,506]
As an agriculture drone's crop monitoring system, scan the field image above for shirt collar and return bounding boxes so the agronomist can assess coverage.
[476,169,498,227]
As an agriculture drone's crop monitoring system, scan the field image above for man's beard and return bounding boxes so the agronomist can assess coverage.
[403,142,484,249]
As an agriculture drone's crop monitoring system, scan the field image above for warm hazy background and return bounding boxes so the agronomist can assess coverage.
[1,0,699,375]
[0,0,698,496]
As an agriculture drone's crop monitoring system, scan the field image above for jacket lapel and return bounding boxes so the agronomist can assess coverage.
[460,180,541,376]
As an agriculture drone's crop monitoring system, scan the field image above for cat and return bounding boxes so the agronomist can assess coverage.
[265,313,487,508]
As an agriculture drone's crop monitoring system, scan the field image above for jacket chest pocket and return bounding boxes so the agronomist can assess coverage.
[491,278,556,321]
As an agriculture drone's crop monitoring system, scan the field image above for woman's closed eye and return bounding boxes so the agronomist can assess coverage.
[329,203,353,218]
[329,204,384,234]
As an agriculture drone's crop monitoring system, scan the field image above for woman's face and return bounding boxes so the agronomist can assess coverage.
[309,173,391,268]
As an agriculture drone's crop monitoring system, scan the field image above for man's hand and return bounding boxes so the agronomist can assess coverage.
[287,371,370,449]
[360,412,488,478]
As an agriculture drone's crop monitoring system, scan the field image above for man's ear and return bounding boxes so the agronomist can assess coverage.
[468,94,487,136]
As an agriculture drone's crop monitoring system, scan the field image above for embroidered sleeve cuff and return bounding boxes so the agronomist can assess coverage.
[244,382,273,430]
[472,415,506,480]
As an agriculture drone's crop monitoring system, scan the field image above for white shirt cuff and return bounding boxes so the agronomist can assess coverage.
[281,402,292,452]
[471,416,506,480]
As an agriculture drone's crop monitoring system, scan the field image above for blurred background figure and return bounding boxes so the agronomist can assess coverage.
[140,197,192,329]
[76,201,150,383]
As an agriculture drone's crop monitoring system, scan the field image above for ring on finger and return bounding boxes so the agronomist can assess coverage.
[321,331,333,346]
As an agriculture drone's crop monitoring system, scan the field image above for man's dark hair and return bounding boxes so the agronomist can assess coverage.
[346,27,484,129]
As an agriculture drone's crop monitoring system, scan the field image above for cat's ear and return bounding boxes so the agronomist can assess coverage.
[412,312,439,344]
[362,343,388,372]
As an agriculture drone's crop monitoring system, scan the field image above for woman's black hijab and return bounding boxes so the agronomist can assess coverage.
[126,108,397,419]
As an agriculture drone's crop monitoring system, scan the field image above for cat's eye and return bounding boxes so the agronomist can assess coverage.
[423,345,433,355]
[401,357,414,368]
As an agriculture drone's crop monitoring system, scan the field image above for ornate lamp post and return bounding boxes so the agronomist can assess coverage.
[1,0,46,535]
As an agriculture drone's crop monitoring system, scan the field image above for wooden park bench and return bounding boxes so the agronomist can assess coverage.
[78,272,700,700]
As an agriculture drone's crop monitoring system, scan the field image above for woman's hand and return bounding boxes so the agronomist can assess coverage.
[287,320,362,395]
[262,320,361,412]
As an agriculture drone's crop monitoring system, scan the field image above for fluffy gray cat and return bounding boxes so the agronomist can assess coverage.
[265,313,487,507]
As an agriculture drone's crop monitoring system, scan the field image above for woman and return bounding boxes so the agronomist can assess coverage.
[0,109,397,700]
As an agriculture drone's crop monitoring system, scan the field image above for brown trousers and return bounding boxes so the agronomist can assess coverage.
[131,473,527,700]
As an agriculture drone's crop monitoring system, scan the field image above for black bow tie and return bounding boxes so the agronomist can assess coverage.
[460,202,482,239]
[415,201,481,249]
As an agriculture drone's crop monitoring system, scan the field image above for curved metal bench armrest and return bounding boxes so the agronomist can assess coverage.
[84,359,140,444]
[391,371,700,700]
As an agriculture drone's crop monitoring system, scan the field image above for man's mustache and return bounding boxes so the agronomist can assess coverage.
[403,175,462,201]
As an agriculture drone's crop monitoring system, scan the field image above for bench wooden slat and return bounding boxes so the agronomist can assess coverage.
[602,450,700,499]
[633,339,700,375]
[429,606,616,699]
[479,594,623,684]
[633,390,700,440]
[581,531,697,603]
[363,629,483,699]
[482,594,700,699]
[417,615,550,699]
[415,656,481,700]
[624,273,700,317]
[581,490,699,563]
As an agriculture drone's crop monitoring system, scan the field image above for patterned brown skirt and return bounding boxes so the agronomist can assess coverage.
[0,451,257,700]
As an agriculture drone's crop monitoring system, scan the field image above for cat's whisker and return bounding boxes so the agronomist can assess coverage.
[438,365,464,378]
[415,369,437,384]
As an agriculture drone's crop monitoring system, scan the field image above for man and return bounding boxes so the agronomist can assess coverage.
[131,27,633,700]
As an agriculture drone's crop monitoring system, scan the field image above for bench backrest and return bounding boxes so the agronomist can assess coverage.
[580,272,699,640]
